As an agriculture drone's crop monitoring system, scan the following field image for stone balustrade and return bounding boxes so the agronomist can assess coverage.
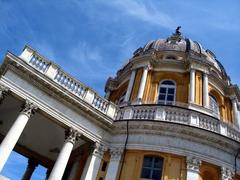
[19,46,117,119]
[116,104,240,142]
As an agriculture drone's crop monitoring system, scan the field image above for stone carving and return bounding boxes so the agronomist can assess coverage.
[221,167,234,180]
[186,156,201,172]
[92,142,108,158]
[65,128,81,144]
[109,147,123,161]
[20,100,38,118]
[0,84,9,103]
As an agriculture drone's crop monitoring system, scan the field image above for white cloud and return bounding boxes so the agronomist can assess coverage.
[101,0,176,29]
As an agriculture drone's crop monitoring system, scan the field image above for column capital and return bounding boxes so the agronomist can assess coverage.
[20,100,38,118]
[65,128,81,144]
[109,147,123,161]
[186,156,201,173]
[0,84,9,103]
[92,142,108,158]
[221,167,234,180]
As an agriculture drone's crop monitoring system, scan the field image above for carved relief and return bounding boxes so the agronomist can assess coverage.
[92,142,108,158]
[109,147,123,161]
[186,156,201,172]
[221,167,234,180]
[0,84,9,103]
[20,100,38,118]
[65,128,81,144]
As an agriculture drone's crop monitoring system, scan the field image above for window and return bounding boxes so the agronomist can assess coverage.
[118,91,126,104]
[158,80,176,105]
[209,95,219,117]
[141,156,164,180]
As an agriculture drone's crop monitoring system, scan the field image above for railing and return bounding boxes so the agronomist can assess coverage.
[29,53,50,73]
[54,70,87,99]
[19,46,117,119]
[116,105,240,142]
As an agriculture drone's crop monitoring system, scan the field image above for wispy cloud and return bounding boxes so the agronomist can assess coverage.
[101,0,176,29]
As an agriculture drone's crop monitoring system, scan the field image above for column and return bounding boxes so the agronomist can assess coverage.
[48,128,81,180]
[0,100,37,172]
[45,168,51,180]
[221,167,234,180]
[137,66,149,104]
[186,156,201,180]
[67,156,81,180]
[203,73,209,108]
[0,84,9,104]
[105,148,123,180]
[22,159,38,180]
[124,69,136,103]
[231,98,240,128]
[81,143,107,180]
[189,69,195,103]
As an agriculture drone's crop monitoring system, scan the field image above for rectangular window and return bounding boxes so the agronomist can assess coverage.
[141,156,163,180]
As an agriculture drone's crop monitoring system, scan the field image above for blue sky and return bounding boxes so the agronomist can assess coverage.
[0,0,240,179]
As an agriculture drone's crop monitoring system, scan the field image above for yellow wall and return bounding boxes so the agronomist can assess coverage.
[208,84,233,122]
[97,151,111,180]
[195,71,203,105]
[143,71,189,104]
[199,162,220,180]
[130,68,143,101]
[109,81,129,103]
[119,150,186,180]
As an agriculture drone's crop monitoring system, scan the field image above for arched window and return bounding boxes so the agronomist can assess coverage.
[141,156,164,180]
[158,80,176,105]
[209,95,219,117]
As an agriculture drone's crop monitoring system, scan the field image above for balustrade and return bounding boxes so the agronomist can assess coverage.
[29,53,50,73]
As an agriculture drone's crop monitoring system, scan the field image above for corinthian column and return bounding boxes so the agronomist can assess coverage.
[203,73,209,108]
[0,100,37,172]
[221,167,234,180]
[124,69,136,103]
[137,66,149,104]
[48,128,81,180]
[22,159,38,180]
[0,84,9,104]
[105,147,123,180]
[81,143,107,180]
[189,69,195,103]
[186,156,201,180]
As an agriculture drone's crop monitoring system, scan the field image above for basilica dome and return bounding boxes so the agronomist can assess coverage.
[132,27,227,76]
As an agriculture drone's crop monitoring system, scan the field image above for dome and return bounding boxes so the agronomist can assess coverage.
[132,27,227,76]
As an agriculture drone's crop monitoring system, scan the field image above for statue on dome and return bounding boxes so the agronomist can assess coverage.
[175,26,181,35]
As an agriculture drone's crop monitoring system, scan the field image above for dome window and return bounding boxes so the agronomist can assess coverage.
[158,80,176,105]
[209,95,219,118]
[165,55,177,60]
[140,156,163,180]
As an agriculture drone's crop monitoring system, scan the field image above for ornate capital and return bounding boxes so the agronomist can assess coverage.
[0,84,9,103]
[186,156,201,173]
[20,100,38,118]
[92,142,108,158]
[221,167,234,180]
[65,128,81,144]
[109,147,123,161]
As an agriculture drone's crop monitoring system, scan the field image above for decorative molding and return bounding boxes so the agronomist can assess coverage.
[221,167,234,180]
[109,147,123,161]
[0,83,9,103]
[92,142,108,158]
[65,128,81,144]
[186,156,201,173]
[20,100,38,118]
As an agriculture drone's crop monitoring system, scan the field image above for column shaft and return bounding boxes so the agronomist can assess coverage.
[189,69,195,103]
[203,73,209,108]
[48,128,80,180]
[232,99,240,128]
[48,142,74,180]
[124,69,136,102]
[80,143,106,180]
[22,159,38,180]
[186,157,201,180]
[0,100,36,173]
[105,148,123,180]
[137,67,148,102]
